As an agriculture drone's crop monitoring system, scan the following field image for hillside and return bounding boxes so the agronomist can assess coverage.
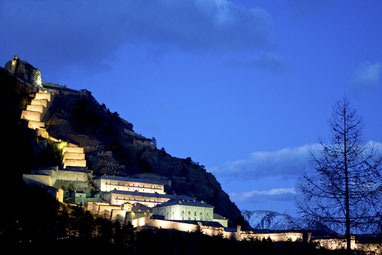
[1,57,248,228]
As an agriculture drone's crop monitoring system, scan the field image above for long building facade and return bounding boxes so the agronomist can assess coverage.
[94,175,165,194]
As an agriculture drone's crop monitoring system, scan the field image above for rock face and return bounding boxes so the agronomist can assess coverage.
[5,56,42,89]
[2,57,249,228]
[242,210,334,233]
[44,88,247,227]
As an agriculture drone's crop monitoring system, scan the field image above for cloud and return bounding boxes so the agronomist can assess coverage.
[215,141,382,181]
[230,188,296,203]
[352,61,382,89]
[0,0,274,71]
[215,144,321,180]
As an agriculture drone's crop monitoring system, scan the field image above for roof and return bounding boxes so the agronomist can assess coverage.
[224,228,237,232]
[131,173,169,181]
[213,213,226,220]
[94,175,164,185]
[154,198,214,208]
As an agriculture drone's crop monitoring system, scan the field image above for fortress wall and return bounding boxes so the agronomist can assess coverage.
[21,110,41,122]
[26,104,44,113]
[213,218,228,228]
[23,174,53,186]
[111,209,127,222]
[34,92,51,101]
[63,152,85,160]
[242,232,303,242]
[313,237,356,250]
[146,218,198,232]
[31,99,48,107]
[201,225,226,237]
[131,215,151,228]
[56,188,64,202]
[53,170,89,182]
[63,147,84,154]
[28,120,45,129]
[37,128,50,139]
[45,188,64,203]
[63,159,86,168]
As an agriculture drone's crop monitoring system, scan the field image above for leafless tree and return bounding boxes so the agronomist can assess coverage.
[297,98,382,253]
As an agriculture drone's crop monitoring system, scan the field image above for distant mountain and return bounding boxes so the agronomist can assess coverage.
[241,210,334,234]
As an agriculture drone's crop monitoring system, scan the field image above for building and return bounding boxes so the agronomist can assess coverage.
[152,197,228,227]
[102,190,175,208]
[94,175,165,194]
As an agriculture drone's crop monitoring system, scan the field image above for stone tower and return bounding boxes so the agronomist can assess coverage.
[5,56,43,89]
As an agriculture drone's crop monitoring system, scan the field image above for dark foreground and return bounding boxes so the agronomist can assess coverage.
[5,228,367,255]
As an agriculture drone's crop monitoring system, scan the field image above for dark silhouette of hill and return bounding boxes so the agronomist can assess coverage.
[0,58,247,228]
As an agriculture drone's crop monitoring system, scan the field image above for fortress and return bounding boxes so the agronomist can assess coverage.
[6,56,381,253]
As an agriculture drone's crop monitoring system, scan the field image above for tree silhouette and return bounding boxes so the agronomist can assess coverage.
[297,98,382,254]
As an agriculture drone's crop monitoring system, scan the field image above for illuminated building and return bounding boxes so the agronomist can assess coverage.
[94,175,165,194]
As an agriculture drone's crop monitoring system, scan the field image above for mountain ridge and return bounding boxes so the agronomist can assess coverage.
[242,209,334,234]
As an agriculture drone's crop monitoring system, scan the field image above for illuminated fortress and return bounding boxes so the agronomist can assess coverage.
[8,56,379,253]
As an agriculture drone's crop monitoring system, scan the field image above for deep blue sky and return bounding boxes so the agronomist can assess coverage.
[1,0,382,215]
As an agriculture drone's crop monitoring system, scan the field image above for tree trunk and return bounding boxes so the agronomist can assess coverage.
[343,107,351,254]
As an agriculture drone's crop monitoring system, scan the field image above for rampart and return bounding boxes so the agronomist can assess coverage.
[28,168,91,189]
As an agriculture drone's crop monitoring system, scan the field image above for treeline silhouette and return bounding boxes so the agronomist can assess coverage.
[0,183,354,255]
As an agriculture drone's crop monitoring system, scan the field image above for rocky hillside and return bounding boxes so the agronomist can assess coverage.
[242,210,334,234]
[1,57,248,228]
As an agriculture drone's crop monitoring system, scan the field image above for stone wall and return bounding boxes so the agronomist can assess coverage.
[23,174,53,186]
[28,168,91,190]
[153,204,214,221]
[212,218,228,228]
[241,231,304,242]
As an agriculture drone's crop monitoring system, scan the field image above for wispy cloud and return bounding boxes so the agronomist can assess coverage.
[0,0,274,71]
[215,144,321,180]
[230,188,296,203]
[216,142,382,211]
[214,141,382,181]
[352,61,382,89]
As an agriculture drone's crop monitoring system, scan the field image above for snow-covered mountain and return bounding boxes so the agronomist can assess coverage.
[241,210,334,233]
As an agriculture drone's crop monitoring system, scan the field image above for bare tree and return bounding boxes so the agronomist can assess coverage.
[297,98,382,253]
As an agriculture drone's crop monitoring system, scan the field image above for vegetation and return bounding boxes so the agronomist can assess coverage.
[297,98,382,253]
[0,185,347,255]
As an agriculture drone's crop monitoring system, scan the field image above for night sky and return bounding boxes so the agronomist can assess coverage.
[1,0,382,216]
